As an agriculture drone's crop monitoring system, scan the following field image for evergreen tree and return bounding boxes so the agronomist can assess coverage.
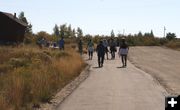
[53,24,60,37]
[67,24,72,37]
[150,30,154,37]
[72,29,76,37]
[18,12,28,24]
[77,27,83,37]
[59,24,67,38]
[166,32,176,40]
[111,30,115,37]
[18,11,32,34]
[138,31,143,37]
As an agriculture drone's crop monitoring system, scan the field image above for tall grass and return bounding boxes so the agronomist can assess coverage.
[165,40,180,50]
[0,46,85,110]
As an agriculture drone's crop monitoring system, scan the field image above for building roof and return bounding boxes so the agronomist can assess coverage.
[0,11,28,27]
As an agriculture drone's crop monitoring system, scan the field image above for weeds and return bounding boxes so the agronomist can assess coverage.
[0,46,85,109]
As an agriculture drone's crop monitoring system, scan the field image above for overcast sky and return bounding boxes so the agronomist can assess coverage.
[0,0,180,37]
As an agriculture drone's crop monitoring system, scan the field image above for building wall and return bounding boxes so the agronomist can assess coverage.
[0,13,26,42]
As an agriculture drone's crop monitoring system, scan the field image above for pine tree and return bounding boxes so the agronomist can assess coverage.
[138,31,143,37]
[111,30,115,37]
[59,24,67,38]
[150,30,154,37]
[53,24,60,37]
[67,24,72,37]
[18,11,32,34]
[72,29,76,37]
[77,27,83,37]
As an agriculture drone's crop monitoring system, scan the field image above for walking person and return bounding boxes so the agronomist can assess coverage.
[103,39,109,60]
[109,39,116,59]
[96,40,105,68]
[59,37,65,50]
[87,39,94,60]
[78,39,83,56]
[118,38,129,67]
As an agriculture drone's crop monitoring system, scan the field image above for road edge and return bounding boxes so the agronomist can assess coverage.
[38,65,91,110]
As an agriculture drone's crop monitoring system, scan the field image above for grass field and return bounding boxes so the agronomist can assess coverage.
[0,45,86,110]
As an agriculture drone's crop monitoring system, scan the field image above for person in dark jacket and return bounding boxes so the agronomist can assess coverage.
[96,40,105,67]
[59,37,65,50]
[109,39,116,59]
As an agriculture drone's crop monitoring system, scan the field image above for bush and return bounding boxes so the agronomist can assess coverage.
[165,40,180,49]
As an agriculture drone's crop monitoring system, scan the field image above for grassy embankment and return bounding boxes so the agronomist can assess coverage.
[165,40,180,51]
[0,45,85,110]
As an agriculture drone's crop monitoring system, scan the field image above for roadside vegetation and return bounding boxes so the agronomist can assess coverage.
[0,46,85,110]
[0,11,179,110]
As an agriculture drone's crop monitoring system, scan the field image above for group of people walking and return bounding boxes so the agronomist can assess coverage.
[38,37,129,68]
[78,38,129,68]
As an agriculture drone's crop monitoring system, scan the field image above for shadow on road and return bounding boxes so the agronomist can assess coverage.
[93,66,101,69]
[117,66,126,68]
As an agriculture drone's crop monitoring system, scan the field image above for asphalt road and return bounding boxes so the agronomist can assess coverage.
[56,50,168,110]
[129,46,180,95]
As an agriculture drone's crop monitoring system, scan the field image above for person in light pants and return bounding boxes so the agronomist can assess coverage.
[118,38,129,67]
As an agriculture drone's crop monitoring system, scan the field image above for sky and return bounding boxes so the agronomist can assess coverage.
[0,0,180,37]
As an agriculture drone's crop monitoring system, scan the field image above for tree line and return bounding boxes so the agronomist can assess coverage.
[19,11,179,47]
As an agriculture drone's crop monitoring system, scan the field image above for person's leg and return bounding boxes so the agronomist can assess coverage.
[91,51,93,60]
[112,51,115,59]
[110,48,113,59]
[62,45,64,50]
[121,55,125,66]
[124,55,127,66]
[80,50,83,56]
[98,56,101,67]
[101,55,104,67]
[106,52,108,60]
[88,51,90,59]
[114,51,116,59]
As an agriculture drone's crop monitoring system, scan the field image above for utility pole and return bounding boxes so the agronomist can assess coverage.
[164,26,166,37]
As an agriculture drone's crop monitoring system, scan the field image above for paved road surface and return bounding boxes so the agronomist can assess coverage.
[129,46,180,95]
[56,52,167,110]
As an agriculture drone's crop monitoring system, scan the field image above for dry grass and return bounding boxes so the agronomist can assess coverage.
[0,95,9,110]
[0,45,85,110]
[165,40,180,50]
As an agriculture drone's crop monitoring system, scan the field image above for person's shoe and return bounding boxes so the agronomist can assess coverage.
[99,64,101,68]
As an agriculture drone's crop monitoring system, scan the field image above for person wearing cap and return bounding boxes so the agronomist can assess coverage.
[118,38,129,67]
[96,40,105,67]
